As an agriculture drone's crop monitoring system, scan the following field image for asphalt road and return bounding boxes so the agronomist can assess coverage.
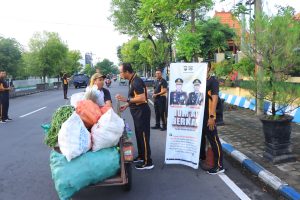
[0,81,275,200]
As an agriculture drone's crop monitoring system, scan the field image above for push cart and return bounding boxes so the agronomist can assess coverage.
[89,130,134,191]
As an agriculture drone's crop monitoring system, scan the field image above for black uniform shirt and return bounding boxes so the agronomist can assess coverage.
[154,78,168,98]
[0,78,9,98]
[101,87,112,102]
[128,73,148,109]
[204,76,219,119]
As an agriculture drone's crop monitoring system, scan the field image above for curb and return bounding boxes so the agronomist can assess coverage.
[219,92,300,123]
[220,138,300,200]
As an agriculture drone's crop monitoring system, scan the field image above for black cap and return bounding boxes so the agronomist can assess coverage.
[175,78,183,84]
[193,79,201,85]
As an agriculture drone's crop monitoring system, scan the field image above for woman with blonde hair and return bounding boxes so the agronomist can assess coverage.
[86,73,112,107]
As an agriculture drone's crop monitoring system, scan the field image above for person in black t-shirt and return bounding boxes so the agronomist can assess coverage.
[151,68,168,131]
[200,62,224,175]
[0,71,12,123]
[115,63,154,170]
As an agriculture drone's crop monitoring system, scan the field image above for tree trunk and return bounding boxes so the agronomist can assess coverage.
[191,0,197,62]
[255,0,264,116]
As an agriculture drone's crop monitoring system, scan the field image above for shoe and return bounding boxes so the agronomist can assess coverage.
[133,157,144,163]
[160,127,167,131]
[151,125,161,129]
[207,167,225,175]
[135,162,154,170]
[0,120,7,124]
[6,118,12,121]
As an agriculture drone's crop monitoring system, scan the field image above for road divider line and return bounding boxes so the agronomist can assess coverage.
[218,173,251,200]
[148,99,154,106]
[20,107,47,118]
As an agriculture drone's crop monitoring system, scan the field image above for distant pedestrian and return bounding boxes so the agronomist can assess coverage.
[0,70,12,123]
[115,63,154,170]
[151,68,168,131]
[200,62,224,174]
[61,73,69,99]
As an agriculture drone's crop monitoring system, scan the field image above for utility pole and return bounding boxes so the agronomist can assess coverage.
[254,0,264,115]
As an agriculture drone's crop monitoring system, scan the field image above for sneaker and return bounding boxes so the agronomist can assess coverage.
[6,118,12,121]
[135,162,154,170]
[133,157,144,163]
[151,125,161,129]
[0,120,7,124]
[207,167,225,175]
[160,127,167,131]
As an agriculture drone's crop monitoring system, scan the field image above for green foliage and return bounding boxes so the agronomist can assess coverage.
[175,18,236,61]
[95,59,118,75]
[175,24,203,62]
[25,31,68,81]
[232,57,255,77]
[0,37,23,77]
[62,50,82,75]
[243,11,300,116]
[83,64,95,77]
[213,59,234,80]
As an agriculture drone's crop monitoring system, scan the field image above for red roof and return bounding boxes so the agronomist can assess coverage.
[214,11,242,36]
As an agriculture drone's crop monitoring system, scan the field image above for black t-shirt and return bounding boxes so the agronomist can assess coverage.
[154,78,168,98]
[101,87,112,102]
[204,76,219,119]
[0,78,9,97]
[128,74,148,109]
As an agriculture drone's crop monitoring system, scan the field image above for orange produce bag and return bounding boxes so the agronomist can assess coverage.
[76,100,102,128]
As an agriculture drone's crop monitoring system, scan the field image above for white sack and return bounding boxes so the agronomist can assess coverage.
[58,113,91,161]
[91,108,124,152]
[84,85,105,106]
[70,92,85,108]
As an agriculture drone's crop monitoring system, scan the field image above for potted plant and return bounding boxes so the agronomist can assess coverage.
[241,9,300,163]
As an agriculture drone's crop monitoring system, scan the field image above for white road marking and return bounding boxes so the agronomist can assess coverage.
[148,99,154,106]
[218,173,251,200]
[20,107,47,118]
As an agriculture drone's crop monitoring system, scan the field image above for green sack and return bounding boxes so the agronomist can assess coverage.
[50,147,120,200]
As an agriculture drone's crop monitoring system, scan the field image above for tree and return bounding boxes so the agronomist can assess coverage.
[83,64,95,77]
[243,11,300,117]
[175,18,235,61]
[0,37,23,77]
[62,50,82,75]
[95,59,118,75]
[26,31,68,81]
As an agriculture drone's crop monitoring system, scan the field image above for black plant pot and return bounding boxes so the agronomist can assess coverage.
[260,115,296,164]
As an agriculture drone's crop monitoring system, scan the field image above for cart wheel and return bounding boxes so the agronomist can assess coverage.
[124,163,132,191]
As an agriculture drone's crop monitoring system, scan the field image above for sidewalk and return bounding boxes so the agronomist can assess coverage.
[218,104,300,195]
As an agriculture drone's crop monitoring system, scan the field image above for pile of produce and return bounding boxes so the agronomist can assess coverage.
[45,105,75,147]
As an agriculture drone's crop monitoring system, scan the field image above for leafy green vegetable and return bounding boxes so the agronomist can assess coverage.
[45,105,75,147]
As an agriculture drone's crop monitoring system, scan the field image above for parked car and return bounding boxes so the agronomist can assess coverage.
[73,74,89,88]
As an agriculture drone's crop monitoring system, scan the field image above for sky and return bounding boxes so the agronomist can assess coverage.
[0,0,299,65]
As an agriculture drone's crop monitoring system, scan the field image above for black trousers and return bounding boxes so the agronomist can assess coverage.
[154,96,167,128]
[130,104,152,164]
[200,119,223,169]
[63,85,68,99]
[1,94,9,120]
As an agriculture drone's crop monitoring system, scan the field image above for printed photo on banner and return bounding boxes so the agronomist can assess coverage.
[165,62,208,169]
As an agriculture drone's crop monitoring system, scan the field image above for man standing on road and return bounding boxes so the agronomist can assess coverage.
[151,68,168,131]
[115,63,154,170]
[200,62,224,175]
[0,71,12,123]
[61,73,69,99]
